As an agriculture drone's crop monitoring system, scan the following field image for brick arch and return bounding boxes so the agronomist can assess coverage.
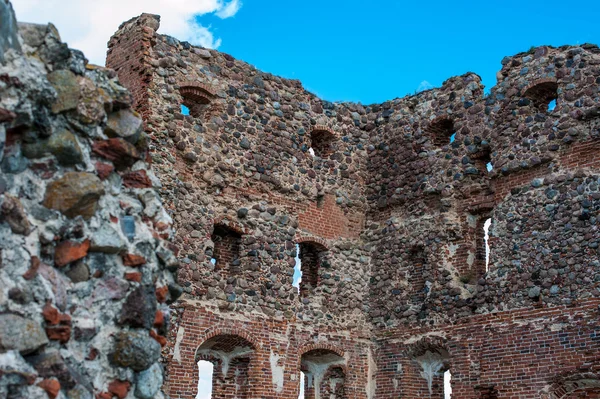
[194,326,262,355]
[522,77,558,96]
[295,236,329,250]
[310,125,338,138]
[403,335,449,358]
[213,216,251,235]
[298,342,346,358]
[540,371,600,399]
[178,81,216,97]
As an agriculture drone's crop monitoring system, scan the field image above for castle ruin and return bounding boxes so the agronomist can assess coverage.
[1,1,600,398]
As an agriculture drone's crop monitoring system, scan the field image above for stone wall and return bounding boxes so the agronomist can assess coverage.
[0,2,179,398]
[105,10,600,399]
[2,1,599,397]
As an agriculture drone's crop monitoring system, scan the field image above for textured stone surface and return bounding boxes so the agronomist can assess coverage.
[109,331,161,371]
[43,172,104,219]
[0,314,48,354]
[135,363,163,399]
[0,3,176,398]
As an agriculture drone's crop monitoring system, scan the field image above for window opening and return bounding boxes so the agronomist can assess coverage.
[428,117,455,147]
[548,99,557,112]
[310,129,336,158]
[293,244,302,293]
[211,224,242,275]
[473,148,492,174]
[298,371,305,399]
[484,218,492,272]
[298,241,328,296]
[523,81,558,112]
[444,370,452,399]
[301,349,345,399]
[180,86,212,118]
[196,360,214,399]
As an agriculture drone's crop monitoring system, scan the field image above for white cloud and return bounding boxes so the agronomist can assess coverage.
[215,0,242,18]
[12,0,243,66]
[416,80,433,93]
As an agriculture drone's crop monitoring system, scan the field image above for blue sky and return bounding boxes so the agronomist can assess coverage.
[200,0,600,104]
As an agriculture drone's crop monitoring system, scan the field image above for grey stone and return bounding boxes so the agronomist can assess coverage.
[105,110,143,143]
[26,349,83,390]
[65,262,90,283]
[47,70,80,113]
[135,362,163,399]
[23,129,83,166]
[90,223,127,254]
[110,331,161,371]
[0,0,21,64]
[0,314,48,354]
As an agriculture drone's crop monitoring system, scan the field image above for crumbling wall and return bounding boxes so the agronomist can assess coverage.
[0,2,179,398]
[102,9,600,399]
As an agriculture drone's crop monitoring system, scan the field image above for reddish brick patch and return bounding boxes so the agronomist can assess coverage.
[122,253,146,267]
[122,169,152,188]
[108,380,131,399]
[23,256,40,280]
[37,378,60,399]
[95,161,114,180]
[54,240,90,267]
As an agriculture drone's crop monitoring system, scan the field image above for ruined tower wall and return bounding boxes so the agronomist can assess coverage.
[107,14,376,399]
[105,10,600,399]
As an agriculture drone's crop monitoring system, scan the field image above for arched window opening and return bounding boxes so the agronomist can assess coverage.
[196,360,214,399]
[301,349,346,399]
[409,247,427,303]
[414,349,451,398]
[180,85,213,118]
[523,81,558,112]
[211,224,242,276]
[428,117,455,147]
[298,241,328,296]
[309,129,336,158]
[548,99,557,112]
[196,335,255,399]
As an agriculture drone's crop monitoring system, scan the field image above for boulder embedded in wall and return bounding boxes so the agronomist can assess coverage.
[47,70,80,113]
[135,362,163,399]
[0,194,31,234]
[0,0,21,64]
[0,314,48,354]
[26,349,81,390]
[43,172,104,219]
[105,109,143,143]
[109,331,160,371]
[118,285,157,329]
[22,129,83,166]
[90,223,127,253]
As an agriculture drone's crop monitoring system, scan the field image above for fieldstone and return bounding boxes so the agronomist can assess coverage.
[90,224,127,254]
[54,239,90,267]
[48,70,80,113]
[92,138,140,169]
[26,349,80,390]
[118,285,157,329]
[105,109,143,143]
[134,363,163,399]
[109,331,160,371]
[23,129,83,166]
[0,0,21,64]
[0,350,37,387]
[43,172,105,219]
[0,194,31,234]
[0,314,48,354]
[65,262,90,283]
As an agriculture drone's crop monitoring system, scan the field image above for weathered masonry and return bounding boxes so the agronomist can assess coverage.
[1,0,600,397]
